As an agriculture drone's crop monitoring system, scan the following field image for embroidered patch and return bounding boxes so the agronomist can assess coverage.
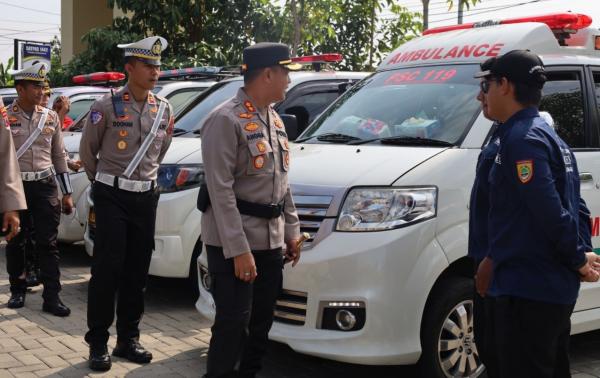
[42,127,53,135]
[8,116,17,123]
[150,106,158,113]
[244,122,259,132]
[148,94,156,105]
[239,113,253,119]
[123,93,130,102]
[516,160,533,184]
[284,151,290,167]
[246,132,264,141]
[117,140,128,150]
[119,130,128,137]
[253,155,265,169]
[90,111,103,125]
[274,118,283,129]
[256,141,267,153]
[244,100,256,113]
[12,105,18,112]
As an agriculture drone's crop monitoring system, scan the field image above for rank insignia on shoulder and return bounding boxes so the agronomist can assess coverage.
[254,155,265,169]
[91,111,103,125]
[516,160,533,184]
[123,92,130,102]
[244,122,259,132]
[274,118,283,129]
[239,113,253,119]
[148,94,156,105]
[244,100,256,113]
[117,140,128,150]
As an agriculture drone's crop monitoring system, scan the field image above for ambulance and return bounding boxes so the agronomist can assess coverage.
[195,13,600,378]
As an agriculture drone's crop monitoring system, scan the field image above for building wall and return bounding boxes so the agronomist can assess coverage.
[61,0,114,63]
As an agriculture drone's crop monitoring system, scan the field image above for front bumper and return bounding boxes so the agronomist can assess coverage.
[195,219,448,365]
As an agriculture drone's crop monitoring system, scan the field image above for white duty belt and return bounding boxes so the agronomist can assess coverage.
[21,166,55,181]
[95,172,154,193]
[16,108,49,159]
[122,101,167,178]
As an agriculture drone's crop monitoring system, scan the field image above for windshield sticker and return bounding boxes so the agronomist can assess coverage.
[387,43,504,65]
[384,69,457,85]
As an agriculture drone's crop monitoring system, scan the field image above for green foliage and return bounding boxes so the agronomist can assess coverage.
[0,57,14,87]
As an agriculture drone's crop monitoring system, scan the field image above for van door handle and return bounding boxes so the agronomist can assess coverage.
[580,172,594,182]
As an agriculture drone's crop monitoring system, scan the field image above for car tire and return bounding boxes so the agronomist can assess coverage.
[188,239,203,296]
[418,276,485,378]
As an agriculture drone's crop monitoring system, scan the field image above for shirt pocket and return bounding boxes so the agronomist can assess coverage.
[246,139,274,175]
[278,136,290,172]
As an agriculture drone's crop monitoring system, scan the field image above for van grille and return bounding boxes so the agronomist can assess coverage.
[293,195,332,248]
[274,289,308,326]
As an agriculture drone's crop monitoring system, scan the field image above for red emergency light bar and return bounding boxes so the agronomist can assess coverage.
[423,13,592,36]
[72,72,126,85]
[291,53,343,64]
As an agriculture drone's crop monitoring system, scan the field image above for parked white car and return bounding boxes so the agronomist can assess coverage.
[194,13,600,378]
[84,65,368,289]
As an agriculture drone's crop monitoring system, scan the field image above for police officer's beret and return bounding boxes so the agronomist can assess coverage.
[475,49,546,88]
[242,42,302,73]
[8,62,47,85]
[118,36,168,66]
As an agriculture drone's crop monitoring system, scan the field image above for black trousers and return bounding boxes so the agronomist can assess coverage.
[205,245,283,378]
[494,296,574,378]
[6,179,61,301]
[85,182,159,346]
[472,259,499,378]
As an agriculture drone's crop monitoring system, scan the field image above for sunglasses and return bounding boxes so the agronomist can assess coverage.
[480,80,492,94]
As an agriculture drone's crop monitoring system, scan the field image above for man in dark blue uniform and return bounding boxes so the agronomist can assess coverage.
[473,50,599,378]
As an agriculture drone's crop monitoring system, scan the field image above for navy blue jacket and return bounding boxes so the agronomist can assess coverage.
[468,125,500,263]
[488,107,586,304]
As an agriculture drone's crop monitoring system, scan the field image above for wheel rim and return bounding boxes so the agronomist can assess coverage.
[437,299,485,378]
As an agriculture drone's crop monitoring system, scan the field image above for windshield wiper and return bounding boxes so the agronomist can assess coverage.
[295,133,361,144]
[172,128,188,136]
[349,136,454,147]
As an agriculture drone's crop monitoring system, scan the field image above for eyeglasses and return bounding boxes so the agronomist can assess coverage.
[480,80,491,94]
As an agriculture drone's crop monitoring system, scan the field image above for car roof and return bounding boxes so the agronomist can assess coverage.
[154,81,216,97]
[52,86,111,97]
[222,70,369,87]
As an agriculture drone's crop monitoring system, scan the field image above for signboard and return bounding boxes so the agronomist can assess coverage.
[13,39,52,70]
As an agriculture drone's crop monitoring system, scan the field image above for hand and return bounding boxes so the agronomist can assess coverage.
[579,253,600,282]
[475,257,494,297]
[284,232,309,267]
[62,195,74,215]
[67,160,82,172]
[234,252,257,283]
[56,96,70,115]
[585,252,600,271]
[2,211,20,241]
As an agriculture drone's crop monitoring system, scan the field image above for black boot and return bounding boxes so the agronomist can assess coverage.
[89,344,111,371]
[113,340,153,363]
[7,292,25,308]
[42,298,71,317]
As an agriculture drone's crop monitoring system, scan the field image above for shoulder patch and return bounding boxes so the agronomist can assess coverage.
[244,122,259,132]
[90,111,103,125]
[239,113,253,119]
[244,100,256,113]
[516,160,533,184]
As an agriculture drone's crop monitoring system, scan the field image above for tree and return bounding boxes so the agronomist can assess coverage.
[0,57,14,87]
[421,0,482,31]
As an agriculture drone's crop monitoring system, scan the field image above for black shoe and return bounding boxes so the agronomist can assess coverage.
[25,272,40,287]
[112,340,153,364]
[7,292,25,308]
[89,344,111,371]
[42,299,71,317]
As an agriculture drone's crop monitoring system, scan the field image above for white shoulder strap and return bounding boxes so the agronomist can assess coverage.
[16,108,49,159]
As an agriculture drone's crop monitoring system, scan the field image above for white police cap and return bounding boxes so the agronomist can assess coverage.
[117,36,168,66]
[8,62,47,83]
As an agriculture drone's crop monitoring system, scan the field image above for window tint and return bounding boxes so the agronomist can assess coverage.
[540,72,585,148]
[166,89,204,115]
[282,89,339,133]
[68,99,96,120]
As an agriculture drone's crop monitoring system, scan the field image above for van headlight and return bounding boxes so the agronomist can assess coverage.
[336,187,437,231]
[157,164,205,193]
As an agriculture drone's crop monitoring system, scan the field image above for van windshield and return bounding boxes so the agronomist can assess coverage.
[302,65,481,145]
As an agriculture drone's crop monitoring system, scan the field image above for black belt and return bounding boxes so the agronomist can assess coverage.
[236,198,285,219]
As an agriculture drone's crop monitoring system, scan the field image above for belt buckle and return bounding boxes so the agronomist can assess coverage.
[133,181,143,192]
[26,172,34,181]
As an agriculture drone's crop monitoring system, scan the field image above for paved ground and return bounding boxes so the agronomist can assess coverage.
[0,242,600,377]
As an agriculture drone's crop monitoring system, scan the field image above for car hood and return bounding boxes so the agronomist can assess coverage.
[288,143,448,187]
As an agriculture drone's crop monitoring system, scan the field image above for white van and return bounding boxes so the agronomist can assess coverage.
[196,13,600,378]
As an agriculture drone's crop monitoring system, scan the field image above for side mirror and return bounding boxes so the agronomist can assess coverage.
[280,114,299,141]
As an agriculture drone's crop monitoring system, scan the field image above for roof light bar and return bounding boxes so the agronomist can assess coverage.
[72,71,126,85]
[291,53,343,64]
[423,13,592,36]
[159,66,224,79]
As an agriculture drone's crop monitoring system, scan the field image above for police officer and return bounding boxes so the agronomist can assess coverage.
[474,50,600,378]
[5,63,74,316]
[79,36,173,372]
[0,96,26,240]
[200,42,302,378]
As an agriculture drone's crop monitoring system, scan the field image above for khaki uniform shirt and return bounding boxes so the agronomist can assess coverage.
[79,84,174,181]
[0,98,26,212]
[200,88,300,259]
[8,100,68,174]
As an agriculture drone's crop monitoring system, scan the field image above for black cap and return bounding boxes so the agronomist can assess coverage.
[474,50,546,88]
[242,42,302,73]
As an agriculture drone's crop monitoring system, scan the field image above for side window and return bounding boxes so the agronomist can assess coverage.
[68,98,97,120]
[540,71,585,148]
[167,89,204,115]
[281,88,340,133]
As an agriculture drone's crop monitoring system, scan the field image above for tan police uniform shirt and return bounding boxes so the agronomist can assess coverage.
[200,88,300,259]
[0,98,26,212]
[79,85,174,182]
[7,100,68,174]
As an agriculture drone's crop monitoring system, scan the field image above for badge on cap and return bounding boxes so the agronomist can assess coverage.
[254,155,265,169]
[117,140,128,150]
[91,111,103,125]
[244,122,259,132]
[151,39,162,55]
[516,160,533,183]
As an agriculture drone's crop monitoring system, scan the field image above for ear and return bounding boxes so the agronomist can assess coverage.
[498,77,512,96]
[263,67,274,83]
